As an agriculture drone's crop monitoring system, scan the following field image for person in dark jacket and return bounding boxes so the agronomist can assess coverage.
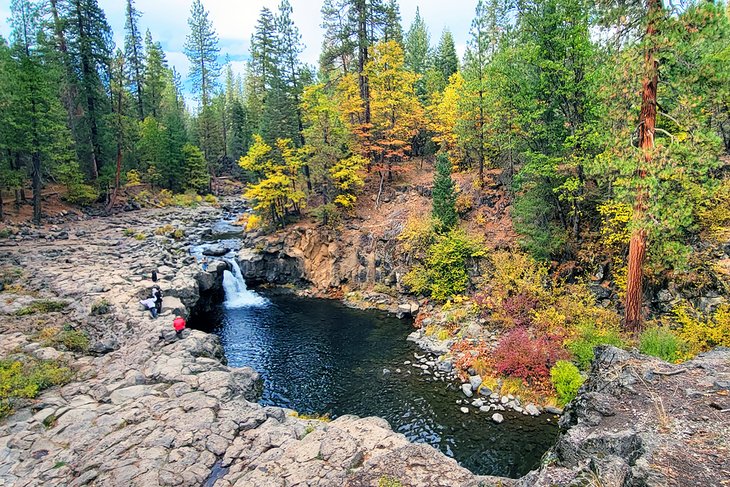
[152,286,163,315]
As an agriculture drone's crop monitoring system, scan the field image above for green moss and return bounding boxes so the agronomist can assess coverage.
[0,357,73,420]
[15,300,69,316]
[90,299,111,316]
[378,476,403,487]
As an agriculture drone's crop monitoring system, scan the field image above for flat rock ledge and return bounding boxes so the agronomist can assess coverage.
[2,204,728,487]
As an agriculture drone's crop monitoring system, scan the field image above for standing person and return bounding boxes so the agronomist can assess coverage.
[201,257,209,271]
[173,316,186,338]
[153,286,163,316]
[151,270,158,282]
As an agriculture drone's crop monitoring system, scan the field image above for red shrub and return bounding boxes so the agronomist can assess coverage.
[502,292,539,327]
[493,327,568,384]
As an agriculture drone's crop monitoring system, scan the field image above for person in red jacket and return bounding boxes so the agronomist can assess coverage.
[173,316,186,338]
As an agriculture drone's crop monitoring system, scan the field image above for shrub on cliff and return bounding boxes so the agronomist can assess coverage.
[493,327,568,385]
[567,322,625,370]
[674,303,730,354]
[550,360,584,406]
[402,227,485,301]
[639,326,686,362]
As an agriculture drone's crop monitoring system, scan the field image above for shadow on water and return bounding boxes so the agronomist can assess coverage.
[192,266,558,478]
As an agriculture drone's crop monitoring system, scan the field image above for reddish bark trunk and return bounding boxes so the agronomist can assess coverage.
[624,0,661,333]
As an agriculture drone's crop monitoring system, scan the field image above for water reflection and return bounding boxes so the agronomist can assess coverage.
[197,291,557,478]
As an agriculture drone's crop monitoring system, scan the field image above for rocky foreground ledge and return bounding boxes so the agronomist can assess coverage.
[1,205,728,486]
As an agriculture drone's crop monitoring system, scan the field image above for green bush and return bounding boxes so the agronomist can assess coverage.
[567,322,626,370]
[312,203,342,228]
[57,330,90,353]
[15,300,69,316]
[65,183,100,206]
[0,357,73,419]
[402,228,485,301]
[550,360,585,406]
[639,327,686,362]
[91,299,111,316]
[378,477,403,487]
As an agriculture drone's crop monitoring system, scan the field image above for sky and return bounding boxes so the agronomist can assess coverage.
[0,0,477,97]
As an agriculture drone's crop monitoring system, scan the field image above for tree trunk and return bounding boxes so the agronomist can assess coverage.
[107,145,122,213]
[624,0,661,333]
[32,151,41,225]
[0,189,4,222]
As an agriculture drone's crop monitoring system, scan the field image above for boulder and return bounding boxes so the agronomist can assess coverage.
[461,383,473,398]
[89,338,118,355]
[491,413,504,424]
[202,245,230,257]
[161,296,186,316]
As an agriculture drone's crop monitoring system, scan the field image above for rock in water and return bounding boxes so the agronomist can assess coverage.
[491,413,504,424]
[525,403,541,416]
[461,383,474,398]
[460,407,469,414]
[203,245,230,257]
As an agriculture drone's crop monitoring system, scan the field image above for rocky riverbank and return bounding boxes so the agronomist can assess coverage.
[0,204,491,487]
[1,203,728,486]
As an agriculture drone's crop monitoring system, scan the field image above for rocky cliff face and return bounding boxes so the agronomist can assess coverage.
[519,346,730,487]
[238,225,402,292]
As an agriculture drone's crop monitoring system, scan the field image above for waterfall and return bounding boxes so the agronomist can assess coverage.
[222,260,269,309]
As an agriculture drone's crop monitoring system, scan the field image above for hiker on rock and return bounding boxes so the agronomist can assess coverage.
[173,316,186,338]
[153,286,163,316]
[140,296,157,318]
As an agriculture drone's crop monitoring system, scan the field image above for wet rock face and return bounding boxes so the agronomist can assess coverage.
[237,247,305,286]
[238,225,402,291]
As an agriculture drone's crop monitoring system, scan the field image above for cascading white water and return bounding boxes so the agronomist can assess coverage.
[222,260,269,308]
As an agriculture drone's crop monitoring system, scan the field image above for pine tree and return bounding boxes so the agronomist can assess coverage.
[9,0,78,223]
[460,0,511,184]
[182,143,210,193]
[184,0,220,108]
[430,29,458,93]
[249,6,278,128]
[382,0,402,44]
[432,153,457,229]
[0,36,23,221]
[404,7,430,101]
[142,30,166,118]
[124,0,145,120]
[66,0,114,180]
[108,48,135,210]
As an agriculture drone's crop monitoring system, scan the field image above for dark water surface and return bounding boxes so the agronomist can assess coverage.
[196,291,558,477]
